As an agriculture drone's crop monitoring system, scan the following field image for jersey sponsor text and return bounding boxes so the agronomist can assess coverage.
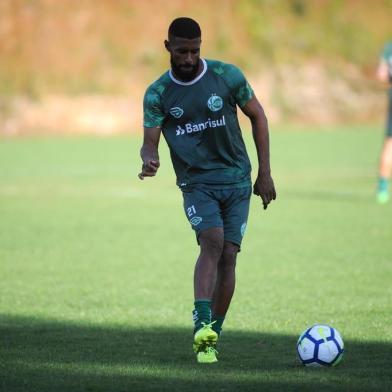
[175,115,226,136]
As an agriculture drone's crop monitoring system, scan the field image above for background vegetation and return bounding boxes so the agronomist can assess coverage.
[1,0,391,96]
[0,0,391,132]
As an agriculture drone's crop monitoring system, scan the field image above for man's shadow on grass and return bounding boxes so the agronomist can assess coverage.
[1,314,391,392]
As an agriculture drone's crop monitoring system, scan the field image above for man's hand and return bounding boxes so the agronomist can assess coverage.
[139,127,161,180]
[253,173,276,210]
[138,159,160,180]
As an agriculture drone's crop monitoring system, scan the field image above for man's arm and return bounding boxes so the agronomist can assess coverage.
[138,127,161,180]
[241,96,276,209]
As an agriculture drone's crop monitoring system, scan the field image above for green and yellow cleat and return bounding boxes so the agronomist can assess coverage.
[197,345,218,364]
[193,321,218,353]
[377,190,390,204]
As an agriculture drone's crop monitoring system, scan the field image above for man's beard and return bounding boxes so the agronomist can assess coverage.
[171,57,200,82]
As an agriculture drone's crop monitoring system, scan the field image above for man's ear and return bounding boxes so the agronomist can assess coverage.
[164,39,170,52]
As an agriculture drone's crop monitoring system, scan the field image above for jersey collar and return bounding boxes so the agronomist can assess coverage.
[169,58,207,86]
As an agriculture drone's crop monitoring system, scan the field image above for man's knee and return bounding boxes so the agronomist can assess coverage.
[199,227,224,258]
[220,242,239,269]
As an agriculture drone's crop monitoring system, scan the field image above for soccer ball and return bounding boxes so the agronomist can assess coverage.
[297,324,344,367]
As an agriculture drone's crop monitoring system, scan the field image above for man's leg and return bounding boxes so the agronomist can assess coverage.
[378,137,392,203]
[211,241,239,336]
[194,227,224,300]
[378,89,392,203]
[209,186,251,336]
[192,227,223,363]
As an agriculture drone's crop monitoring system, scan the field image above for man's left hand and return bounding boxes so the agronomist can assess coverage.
[253,173,276,210]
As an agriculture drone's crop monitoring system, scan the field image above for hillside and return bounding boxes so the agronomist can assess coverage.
[1,0,391,134]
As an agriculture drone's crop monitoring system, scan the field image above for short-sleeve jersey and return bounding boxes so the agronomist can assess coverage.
[143,59,254,187]
[381,41,392,83]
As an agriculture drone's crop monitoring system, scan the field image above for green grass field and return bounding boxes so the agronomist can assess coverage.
[1,126,391,391]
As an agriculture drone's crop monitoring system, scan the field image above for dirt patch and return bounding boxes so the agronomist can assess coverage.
[1,95,142,136]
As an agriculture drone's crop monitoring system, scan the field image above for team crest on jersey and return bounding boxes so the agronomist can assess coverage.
[169,107,184,118]
[207,94,223,112]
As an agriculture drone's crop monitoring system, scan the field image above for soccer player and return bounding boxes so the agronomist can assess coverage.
[376,41,392,203]
[139,17,276,363]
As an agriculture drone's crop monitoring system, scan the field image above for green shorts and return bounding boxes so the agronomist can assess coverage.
[182,185,252,247]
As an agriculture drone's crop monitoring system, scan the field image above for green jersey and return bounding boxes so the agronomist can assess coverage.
[381,41,392,83]
[143,59,254,187]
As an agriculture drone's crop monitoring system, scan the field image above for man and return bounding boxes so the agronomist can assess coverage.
[376,41,392,204]
[139,17,276,363]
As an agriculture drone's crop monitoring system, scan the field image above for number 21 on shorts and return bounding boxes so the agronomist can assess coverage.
[187,205,196,217]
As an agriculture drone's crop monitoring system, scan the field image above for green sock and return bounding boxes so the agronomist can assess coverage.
[212,314,225,336]
[192,299,212,332]
[378,177,389,193]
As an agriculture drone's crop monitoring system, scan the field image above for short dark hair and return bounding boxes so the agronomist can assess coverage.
[168,17,201,39]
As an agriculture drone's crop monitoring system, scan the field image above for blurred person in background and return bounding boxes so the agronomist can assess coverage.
[138,17,276,363]
[376,41,392,204]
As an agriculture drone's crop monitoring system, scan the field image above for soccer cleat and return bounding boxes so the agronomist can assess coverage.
[197,345,218,363]
[377,190,390,204]
[193,321,218,353]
